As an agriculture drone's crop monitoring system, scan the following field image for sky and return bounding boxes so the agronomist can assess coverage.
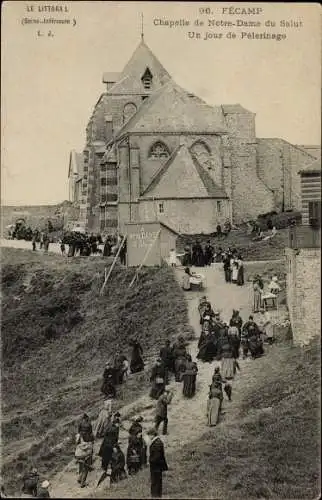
[1,1,321,205]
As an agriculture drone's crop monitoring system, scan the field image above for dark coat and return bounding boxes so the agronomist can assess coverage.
[242,321,260,337]
[129,421,143,437]
[159,346,173,366]
[149,437,168,472]
[130,341,144,373]
[229,315,243,334]
[78,418,94,442]
[150,363,166,382]
[99,424,119,456]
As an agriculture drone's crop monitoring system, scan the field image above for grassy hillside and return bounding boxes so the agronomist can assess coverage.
[103,339,320,499]
[1,248,193,494]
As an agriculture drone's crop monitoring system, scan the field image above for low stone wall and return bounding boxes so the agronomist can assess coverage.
[285,247,321,345]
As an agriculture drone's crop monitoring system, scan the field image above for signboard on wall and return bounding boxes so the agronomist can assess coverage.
[125,222,161,267]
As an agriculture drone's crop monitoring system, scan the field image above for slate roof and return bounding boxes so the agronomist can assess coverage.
[299,158,321,174]
[141,144,228,200]
[115,81,227,137]
[258,138,319,161]
[297,145,321,159]
[191,155,228,197]
[221,104,253,114]
[107,39,171,95]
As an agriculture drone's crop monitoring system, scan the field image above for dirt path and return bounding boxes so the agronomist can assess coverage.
[45,263,255,498]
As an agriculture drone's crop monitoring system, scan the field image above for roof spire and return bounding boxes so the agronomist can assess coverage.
[140,12,144,41]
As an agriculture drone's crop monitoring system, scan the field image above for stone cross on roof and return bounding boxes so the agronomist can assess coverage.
[140,13,144,41]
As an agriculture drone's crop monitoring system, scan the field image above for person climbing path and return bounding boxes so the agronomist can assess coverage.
[43,263,263,499]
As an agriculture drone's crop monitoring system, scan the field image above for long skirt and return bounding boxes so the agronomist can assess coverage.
[130,356,144,374]
[224,268,231,282]
[232,267,238,282]
[221,357,235,379]
[197,340,217,362]
[182,373,197,398]
[174,358,186,382]
[207,398,221,426]
[249,338,264,358]
[237,266,244,286]
[253,291,262,312]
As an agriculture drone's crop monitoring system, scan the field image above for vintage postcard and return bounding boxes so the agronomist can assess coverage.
[1,1,321,499]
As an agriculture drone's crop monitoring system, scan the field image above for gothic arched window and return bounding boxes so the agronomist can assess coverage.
[190,141,213,170]
[123,103,137,124]
[148,141,170,159]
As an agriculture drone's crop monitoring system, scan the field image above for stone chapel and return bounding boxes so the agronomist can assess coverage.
[68,37,318,234]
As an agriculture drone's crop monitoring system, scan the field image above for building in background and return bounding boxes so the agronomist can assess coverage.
[285,157,321,345]
[298,157,321,227]
[68,37,320,235]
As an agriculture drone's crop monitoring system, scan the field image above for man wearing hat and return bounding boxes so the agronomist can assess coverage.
[36,480,50,498]
[155,389,173,436]
[147,428,168,498]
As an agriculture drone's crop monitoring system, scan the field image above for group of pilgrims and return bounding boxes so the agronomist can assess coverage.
[181,242,245,287]
[66,334,200,497]
[19,286,276,499]
[71,294,272,495]
[197,296,267,367]
[196,296,272,426]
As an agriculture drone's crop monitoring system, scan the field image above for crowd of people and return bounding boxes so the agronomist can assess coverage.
[180,242,245,286]
[197,295,274,365]
[14,268,281,500]
[69,293,274,498]
[27,229,128,263]
[71,334,200,497]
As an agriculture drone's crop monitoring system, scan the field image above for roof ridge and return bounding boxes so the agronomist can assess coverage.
[141,144,183,196]
[258,137,318,160]
[107,75,130,94]
[114,80,175,141]
[191,154,228,198]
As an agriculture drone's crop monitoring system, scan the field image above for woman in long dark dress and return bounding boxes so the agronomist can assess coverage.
[223,253,232,282]
[197,331,217,362]
[228,326,240,359]
[229,310,243,335]
[236,256,245,286]
[182,355,198,398]
[111,445,126,483]
[248,331,264,359]
[128,416,147,468]
[207,382,223,426]
[172,337,188,382]
[204,241,214,266]
[126,435,142,475]
[129,339,144,374]
[101,362,117,399]
[150,359,166,399]
[97,416,120,486]
[192,241,204,267]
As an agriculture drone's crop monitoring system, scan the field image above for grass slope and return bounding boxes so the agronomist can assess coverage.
[104,339,320,500]
[1,248,193,494]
